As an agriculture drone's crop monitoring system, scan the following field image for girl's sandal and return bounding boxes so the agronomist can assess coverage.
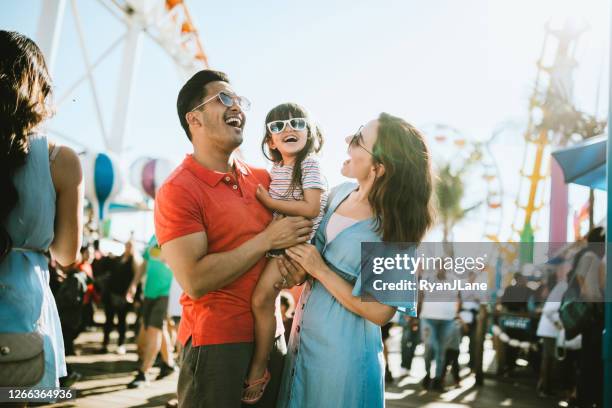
[241,369,271,405]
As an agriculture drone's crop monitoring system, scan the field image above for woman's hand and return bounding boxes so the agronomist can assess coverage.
[285,244,328,280]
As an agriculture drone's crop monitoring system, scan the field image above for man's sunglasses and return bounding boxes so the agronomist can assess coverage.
[266,118,307,134]
[191,91,251,112]
[349,126,378,159]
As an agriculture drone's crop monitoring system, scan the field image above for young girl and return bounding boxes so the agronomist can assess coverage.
[242,103,327,404]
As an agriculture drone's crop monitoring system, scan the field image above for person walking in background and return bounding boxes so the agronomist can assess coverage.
[166,274,183,355]
[101,241,136,355]
[419,268,461,392]
[536,261,567,397]
[399,315,420,377]
[164,277,184,408]
[459,270,484,371]
[571,227,605,408]
[382,321,395,382]
[497,272,535,376]
[0,30,83,388]
[55,258,88,387]
[126,236,177,388]
[77,245,96,331]
[441,317,463,388]
[279,292,295,345]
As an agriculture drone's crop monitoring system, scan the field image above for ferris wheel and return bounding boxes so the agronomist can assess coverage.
[422,123,504,241]
[37,0,208,154]
[35,0,209,234]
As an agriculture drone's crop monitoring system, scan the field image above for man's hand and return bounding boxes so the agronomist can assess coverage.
[262,216,313,251]
[274,255,308,290]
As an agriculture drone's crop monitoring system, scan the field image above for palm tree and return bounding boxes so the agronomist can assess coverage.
[435,161,481,255]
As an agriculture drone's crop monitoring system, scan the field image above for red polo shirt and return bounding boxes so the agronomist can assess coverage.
[154,154,281,346]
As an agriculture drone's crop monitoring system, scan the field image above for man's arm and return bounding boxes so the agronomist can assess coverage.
[161,216,313,299]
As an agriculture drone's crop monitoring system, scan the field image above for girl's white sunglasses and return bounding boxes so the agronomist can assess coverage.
[266,118,307,134]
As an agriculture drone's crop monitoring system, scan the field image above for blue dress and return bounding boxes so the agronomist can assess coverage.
[277,182,417,408]
[0,134,67,388]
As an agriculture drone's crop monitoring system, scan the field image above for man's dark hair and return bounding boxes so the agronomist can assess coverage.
[176,69,230,141]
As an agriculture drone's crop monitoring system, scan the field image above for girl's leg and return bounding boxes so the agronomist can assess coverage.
[244,259,282,400]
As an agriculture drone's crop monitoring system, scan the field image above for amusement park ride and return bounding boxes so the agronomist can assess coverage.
[501,19,591,263]
[35,0,209,237]
[428,18,605,270]
[36,1,604,257]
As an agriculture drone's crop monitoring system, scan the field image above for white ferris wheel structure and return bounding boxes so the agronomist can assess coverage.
[36,0,209,156]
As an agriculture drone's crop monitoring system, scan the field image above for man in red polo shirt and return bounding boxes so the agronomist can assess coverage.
[155,70,312,408]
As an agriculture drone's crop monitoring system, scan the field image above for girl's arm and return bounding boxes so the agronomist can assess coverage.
[286,244,396,326]
[256,186,322,219]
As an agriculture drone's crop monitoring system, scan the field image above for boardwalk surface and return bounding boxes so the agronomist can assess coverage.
[49,317,557,407]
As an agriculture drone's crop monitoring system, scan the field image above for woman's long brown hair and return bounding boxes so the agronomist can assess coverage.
[369,113,435,243]
[0,31,53,261]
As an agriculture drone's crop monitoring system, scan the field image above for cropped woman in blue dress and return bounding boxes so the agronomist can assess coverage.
[277,113,435,408]
[0,31,84,389]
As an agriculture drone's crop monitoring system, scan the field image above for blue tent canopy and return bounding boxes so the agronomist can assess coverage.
[551,135,607,191]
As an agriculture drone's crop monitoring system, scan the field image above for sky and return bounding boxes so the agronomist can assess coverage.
[1,0,609,248]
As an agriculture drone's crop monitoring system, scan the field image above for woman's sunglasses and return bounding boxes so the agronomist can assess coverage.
[191,91,251,111]
[266,118,307,134]
[349,126,378,159]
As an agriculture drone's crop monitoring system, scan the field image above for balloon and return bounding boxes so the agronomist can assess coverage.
[129,157,174,200]
[81,151,123,224]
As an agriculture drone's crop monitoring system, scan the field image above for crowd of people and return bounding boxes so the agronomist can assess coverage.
[375,227,607,408]
[0,28,608,408]
[47,237,184,390]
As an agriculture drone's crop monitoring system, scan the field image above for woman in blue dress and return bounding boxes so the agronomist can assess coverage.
[277,113,435,408]
[0,30,84,389]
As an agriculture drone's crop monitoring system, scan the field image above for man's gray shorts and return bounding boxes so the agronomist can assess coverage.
[141,296,168,329]
[177,336,286,408]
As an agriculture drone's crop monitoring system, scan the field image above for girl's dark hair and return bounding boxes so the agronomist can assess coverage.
[369,113,435,243]
[261,103,323,198]
[0,31,53,261]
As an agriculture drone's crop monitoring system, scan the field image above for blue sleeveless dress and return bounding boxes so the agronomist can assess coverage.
[277,182,417,408]
[0,134,67,388]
